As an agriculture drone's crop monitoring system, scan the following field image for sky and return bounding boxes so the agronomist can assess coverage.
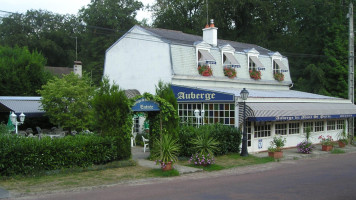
[1,0,155,23]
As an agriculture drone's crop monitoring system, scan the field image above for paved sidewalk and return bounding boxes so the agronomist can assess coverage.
[253,143,356,160]
[131,146,203,174]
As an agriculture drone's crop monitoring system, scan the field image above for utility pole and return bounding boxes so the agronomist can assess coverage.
[348,2,354,143]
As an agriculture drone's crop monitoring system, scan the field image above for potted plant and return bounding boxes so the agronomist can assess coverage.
[223,67,237,78]
[268,136,286,159]
[152,134,180,171]
[249,69,261,80]
[318,135,334,151]
[274,72,284,81]
[189,132,219,166]
[338,124,348,148]
[198,65,213,76]
[297,126,314,154]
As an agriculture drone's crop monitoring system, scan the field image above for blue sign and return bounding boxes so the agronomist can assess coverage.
[132,98,160,112]
[258,139,263,149]
[171,85,234,102]
[249,114,356,122]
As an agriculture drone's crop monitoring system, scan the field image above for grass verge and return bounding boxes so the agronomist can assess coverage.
[148,169,180,177]
[331,148,345,154]
[178,153,274,171]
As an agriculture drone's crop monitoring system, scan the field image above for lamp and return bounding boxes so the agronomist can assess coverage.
[10,112,25,134]
[240,88,249,157]
[194,108,205,127]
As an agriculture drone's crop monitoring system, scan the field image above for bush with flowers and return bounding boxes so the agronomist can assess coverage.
[318,135,334,146]
[249,70,261,80]
[223,67,237,78]
[198,65,213,76]
[297,141,315,154]
[189,153,215,166]
[274,72,284,81]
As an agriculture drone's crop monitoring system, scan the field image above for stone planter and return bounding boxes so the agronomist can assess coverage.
[338,141,347,148]
[322,145,333,151]
[268,151,283,159]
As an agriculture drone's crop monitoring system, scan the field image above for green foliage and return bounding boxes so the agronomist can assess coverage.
[190,133,219,156]
[305,126,312,142]
[331,148,345,154]
[0,134,130,176]
[0,123,11,135]
[178,124,241,157]
[136,93,178,152]
[151,134,180,164]
[38,73,94,132]
[268,136,286,152]
[149,168,180,177]
[92,77,132,137]
[0,45,52,96]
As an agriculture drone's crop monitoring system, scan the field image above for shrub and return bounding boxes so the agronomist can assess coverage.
[190,132,219,156]
[268,136,286,152]
[297,141,314,154]
[0,134,130,176]
[177,124,241,157]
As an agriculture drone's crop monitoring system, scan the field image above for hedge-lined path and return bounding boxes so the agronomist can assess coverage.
[131,146,203,174]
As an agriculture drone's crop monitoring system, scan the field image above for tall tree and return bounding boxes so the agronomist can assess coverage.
[0,45,52,96]
[0,10,81,67]
[38,73,94,133]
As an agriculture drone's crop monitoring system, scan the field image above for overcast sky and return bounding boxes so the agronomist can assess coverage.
[1,0,154,23]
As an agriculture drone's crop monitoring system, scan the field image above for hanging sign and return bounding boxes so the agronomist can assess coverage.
[171,85,234,102]
[132,98,160,112]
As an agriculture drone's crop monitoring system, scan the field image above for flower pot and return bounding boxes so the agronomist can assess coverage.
[322,145,333,151]
[161,162,173,171]
[338,141,347,148]
[268,151,283,159]
[202,71,211,76]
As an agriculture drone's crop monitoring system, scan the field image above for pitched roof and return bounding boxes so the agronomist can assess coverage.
[45,66,73,76]
[140,26,272,55]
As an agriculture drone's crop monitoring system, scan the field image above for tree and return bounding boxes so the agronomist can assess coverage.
[92,77,132,137]
[0,10,82,67]
[38,73,94,133]
[0,45,52,96]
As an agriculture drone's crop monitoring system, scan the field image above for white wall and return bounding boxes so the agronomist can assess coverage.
[104,27,172,94]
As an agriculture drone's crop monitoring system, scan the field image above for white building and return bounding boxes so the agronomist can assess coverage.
[104,21,356,153]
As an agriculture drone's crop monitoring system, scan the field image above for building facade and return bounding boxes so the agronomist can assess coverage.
[104,21,356,152]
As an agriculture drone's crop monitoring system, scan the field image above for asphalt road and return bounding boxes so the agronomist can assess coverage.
[13,152,356,200]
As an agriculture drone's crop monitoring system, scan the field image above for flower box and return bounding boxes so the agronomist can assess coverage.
[198,65,212,76]
[268,151,283,159]
[249,70,261,80]
[274,72,284,81]
[223,67,236,78]
[322,145,333,151]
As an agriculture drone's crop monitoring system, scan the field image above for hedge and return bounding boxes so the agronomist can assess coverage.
[0,134,130,176]
[178,124,242,157]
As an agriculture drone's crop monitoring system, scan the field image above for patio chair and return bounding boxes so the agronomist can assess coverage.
[142,136,149,152]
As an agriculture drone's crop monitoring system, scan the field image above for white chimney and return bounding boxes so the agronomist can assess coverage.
[73,61,82,77]
[203,19,218,46]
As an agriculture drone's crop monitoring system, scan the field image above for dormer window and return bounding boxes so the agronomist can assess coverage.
[249,56,265,80]
[198,49,216,65]
[273,59,288,82]
[223,52,240,68]
[197,49,215,76]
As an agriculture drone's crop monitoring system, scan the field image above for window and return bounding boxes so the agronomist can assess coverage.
[178,103,202,126]
[198,49,216,65]
[289,122,300,134]
[303,121,313,133]
[327,120,336,131]
[275,123,287,135]
[273,61,280,74]
[223,52,240,68]
[203,103,235,126]
[246,121,252,147]
[254,123,271,138]
[178,103,235,126]
[249,58,257,71]
[337,120,344,130]
[314,121,324,132]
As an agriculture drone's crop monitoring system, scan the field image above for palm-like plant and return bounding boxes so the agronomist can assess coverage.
[152,134,180,164]
[190,133,219,156]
